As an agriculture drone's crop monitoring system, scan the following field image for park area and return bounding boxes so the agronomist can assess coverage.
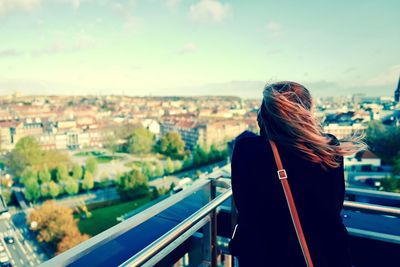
[76,196,152,236]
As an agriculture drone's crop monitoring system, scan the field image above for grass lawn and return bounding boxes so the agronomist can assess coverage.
[96,155,123,164]
[77,196,151,237]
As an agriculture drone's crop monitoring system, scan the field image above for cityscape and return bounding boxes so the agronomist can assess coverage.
[0,77,398,266]
[0,0,399,266]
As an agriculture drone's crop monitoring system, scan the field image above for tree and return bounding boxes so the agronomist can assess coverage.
[28,201,88,251]
[85,158,98,175]
[158,132,185,159]
[65,179,79,195]
[165,157,175,174]
[142,161,154,178]
[38,165,51,183]
[154,161,164,177]
[380,176,400,193]
[21,167,38,185]
[82,171,94,191]
[49,181,60,198]
[71,164,83,180]
[127,127,155,154]
[24,179,41,202]
[116,169,149,200]
[57,227,89,254]
[104,133,119,155]
[2,189,12,205]
[193,146,208,167]
[365,121,400,164]
[174,161,182,172]
[40,183,50,198]
[393,156,400,176]
[6,136,43,176]
[98,174,110,188]
[56,165,69,182]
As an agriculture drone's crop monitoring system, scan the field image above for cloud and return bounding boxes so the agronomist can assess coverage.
[366,64,400,86]
[165,0,181,10]
[0,0,41,17]
[31,34,96,56]
[189,0,232,23]
[111,0,142,33]
[265,21,283,37]
[0,49,22,58]
[178,43,198,54]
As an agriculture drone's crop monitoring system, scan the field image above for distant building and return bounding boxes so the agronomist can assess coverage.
[323,123,366,139]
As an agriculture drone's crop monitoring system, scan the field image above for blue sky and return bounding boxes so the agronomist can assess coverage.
[0,0,399,98]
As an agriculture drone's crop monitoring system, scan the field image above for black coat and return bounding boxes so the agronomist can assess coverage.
[229,131,351,267]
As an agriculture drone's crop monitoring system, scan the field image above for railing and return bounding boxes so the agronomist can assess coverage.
[120,181,232,267]
[41,177,233,267]
[41,177,400,267]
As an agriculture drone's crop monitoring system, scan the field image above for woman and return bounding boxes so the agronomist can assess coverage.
[229,82,365,267]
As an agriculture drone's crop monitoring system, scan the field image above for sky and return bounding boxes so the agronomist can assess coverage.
[0,0,399,98]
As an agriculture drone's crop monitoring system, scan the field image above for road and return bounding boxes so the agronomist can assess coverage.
[0,217,44,267]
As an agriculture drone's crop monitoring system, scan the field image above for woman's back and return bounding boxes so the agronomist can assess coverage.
[230,131,351,267]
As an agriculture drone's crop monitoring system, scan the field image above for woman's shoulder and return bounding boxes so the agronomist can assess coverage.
[234,131,265,150]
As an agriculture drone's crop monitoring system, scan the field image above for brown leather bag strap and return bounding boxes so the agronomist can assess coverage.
[269,140,314,267]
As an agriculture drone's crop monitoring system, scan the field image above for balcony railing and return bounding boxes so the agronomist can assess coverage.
[41,177,400,267]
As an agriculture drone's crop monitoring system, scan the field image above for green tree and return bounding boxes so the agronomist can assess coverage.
[158,132,185,159]
[40,183,50,198]
[71,164,83,180]
[174,161,182,172]
[393,156,400,175]
[24,179,41,202]
[365,121,400,163]
[98,174,110,188]
[154,161,164,177]
[65,179,79,195]
[38,165,51,183]
[193,146,208,167]
[165,157,175,174]
[56,165,69,182]
[21,167,38,185]
[2,189,12,205]
[127,127,155,154]
[85,158,98,175]
[6,136,43,176]
[380,176,400,193]
[142,161,154,178]
[82,171,94,191]
[182,157,192,169]
[116,169,149,200]
[49,181,60,198]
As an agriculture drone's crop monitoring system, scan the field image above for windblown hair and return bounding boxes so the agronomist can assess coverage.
[257,81,366,169]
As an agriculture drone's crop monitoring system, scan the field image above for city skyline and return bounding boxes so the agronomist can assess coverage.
[0,0,399,98]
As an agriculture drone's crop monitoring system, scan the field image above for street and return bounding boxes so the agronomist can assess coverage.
[0,216,44,267]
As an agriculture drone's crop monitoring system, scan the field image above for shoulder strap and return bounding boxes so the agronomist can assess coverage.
[268,140,314,267]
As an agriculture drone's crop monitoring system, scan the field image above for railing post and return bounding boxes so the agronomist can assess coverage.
[230,191,238,267]
[201,180,212,266]
[210,178,217,267]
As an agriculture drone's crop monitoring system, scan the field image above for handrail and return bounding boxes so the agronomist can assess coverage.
[119,188,233,267]
[343,200,400,216]
[40,178,211,267]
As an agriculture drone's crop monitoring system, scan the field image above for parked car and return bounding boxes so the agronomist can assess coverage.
[3,237,14,245]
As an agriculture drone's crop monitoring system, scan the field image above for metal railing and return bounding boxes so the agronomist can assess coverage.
[120,181,232,266]
[40,176,400,267]
[343,200,400,216]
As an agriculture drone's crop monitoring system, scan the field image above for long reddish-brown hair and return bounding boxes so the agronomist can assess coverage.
[257,81,366,169]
